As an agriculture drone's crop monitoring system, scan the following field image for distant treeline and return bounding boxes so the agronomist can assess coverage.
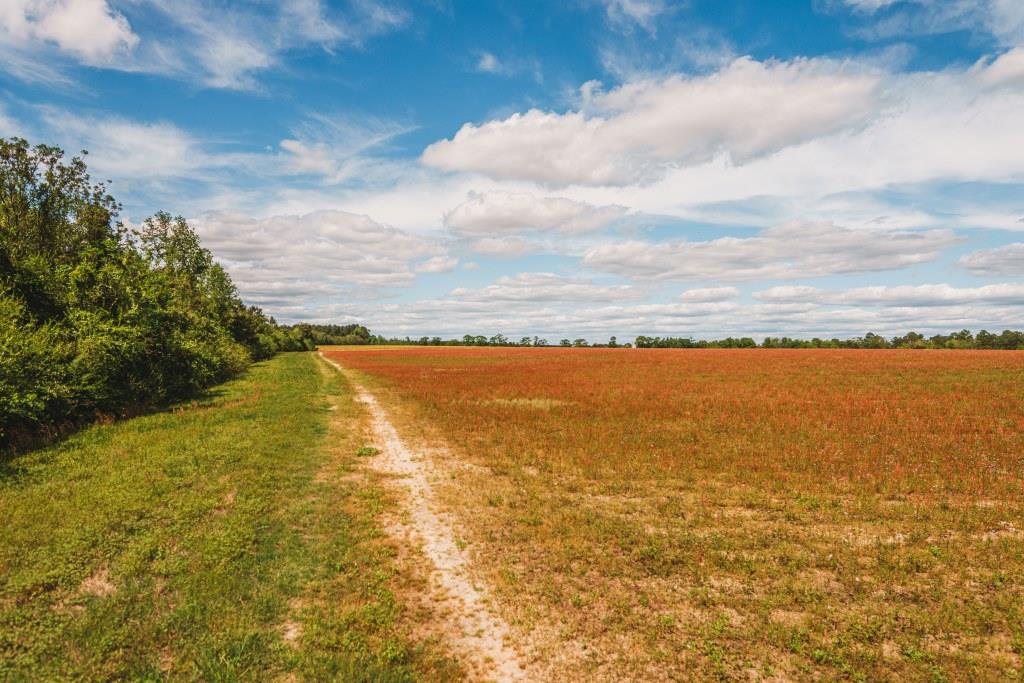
[348,334,622,347]
[0,139,311,448]
[282,323,372,346]
[369,334,568,347]
[635,330,1024,349]
[338,330,1024,350]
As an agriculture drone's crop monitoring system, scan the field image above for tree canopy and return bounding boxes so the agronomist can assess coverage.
[0,139,311,447]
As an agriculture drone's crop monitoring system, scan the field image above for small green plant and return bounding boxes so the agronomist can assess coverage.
[356,446,380,457]
[1011,631,1024,657]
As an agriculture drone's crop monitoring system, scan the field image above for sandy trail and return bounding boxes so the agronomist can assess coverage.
[319,353,529,682]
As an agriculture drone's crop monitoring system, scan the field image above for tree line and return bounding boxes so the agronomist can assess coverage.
[0,139,314,448]
[333,331,1024,350]
[284,323,372,345]
[339,331,1024,350]
[635,330,1024,349]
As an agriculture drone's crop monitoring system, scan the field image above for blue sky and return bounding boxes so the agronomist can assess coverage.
[2,0,1023,341]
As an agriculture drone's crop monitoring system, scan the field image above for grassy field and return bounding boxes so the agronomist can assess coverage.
[324,347,1024,681]
[0,352,456,681]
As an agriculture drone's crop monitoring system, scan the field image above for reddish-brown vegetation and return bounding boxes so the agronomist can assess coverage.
[321,347,1024,680]
[323,347,1024,497]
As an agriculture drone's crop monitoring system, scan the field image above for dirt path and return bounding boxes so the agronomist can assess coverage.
[319,353,530,682]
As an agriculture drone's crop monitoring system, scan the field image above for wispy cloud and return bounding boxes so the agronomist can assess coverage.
[475,51,503,74]
[836,0,1024,48]
[471,49,542,82]
[0,0,412,90]
[277,112,416,184]
[600,0,668,33]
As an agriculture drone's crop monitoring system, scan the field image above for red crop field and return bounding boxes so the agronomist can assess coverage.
[322,347,1024,680]
[326,347,1024,496]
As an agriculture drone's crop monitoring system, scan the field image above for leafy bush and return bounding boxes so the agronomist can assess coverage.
[0,138,311,447]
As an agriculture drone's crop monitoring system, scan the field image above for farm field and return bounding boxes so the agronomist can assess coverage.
[323,346,1024,681]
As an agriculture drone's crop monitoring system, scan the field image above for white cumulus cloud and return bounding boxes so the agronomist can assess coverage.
[451,272,643,303]
[959,243,1024,276]
[679,286,739,302]
[193,209,448,314]
[582,221,961,281]
[469,236,543,258]
[755,283,1024,306]
[415,255,459,273]
[974,47,1024,89]
[443,191,628,236]
[422,56,883,186]
[0,0,138,65]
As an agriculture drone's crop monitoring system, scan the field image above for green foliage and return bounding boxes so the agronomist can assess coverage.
[0,138,309,447]
[635,335,758,348]
[285,323,370,346]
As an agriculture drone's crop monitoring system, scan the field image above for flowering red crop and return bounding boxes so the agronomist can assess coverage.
[324,346,1024,679]
[324,347,1024,497]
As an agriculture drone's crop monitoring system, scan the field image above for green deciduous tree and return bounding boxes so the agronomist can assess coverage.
[0,138,311,447]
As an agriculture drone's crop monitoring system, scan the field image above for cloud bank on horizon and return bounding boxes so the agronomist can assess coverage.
[2,0,1023,340]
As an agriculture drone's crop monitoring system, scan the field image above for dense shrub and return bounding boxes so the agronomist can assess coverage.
[0,138,309,446]
[281,323,370,346]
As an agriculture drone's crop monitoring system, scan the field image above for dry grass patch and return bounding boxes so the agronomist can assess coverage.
[77,566,116,598]
[479,398,571,410]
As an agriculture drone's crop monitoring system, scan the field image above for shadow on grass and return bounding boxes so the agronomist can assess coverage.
[0,365,261,483]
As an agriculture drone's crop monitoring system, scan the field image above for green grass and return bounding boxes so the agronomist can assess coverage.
[0,352,456,681]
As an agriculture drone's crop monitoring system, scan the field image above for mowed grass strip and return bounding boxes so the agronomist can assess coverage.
[324,347,1024,682]
[0,352,456,681]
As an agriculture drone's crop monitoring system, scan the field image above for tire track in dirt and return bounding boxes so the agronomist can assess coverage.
[319,353,529,682]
